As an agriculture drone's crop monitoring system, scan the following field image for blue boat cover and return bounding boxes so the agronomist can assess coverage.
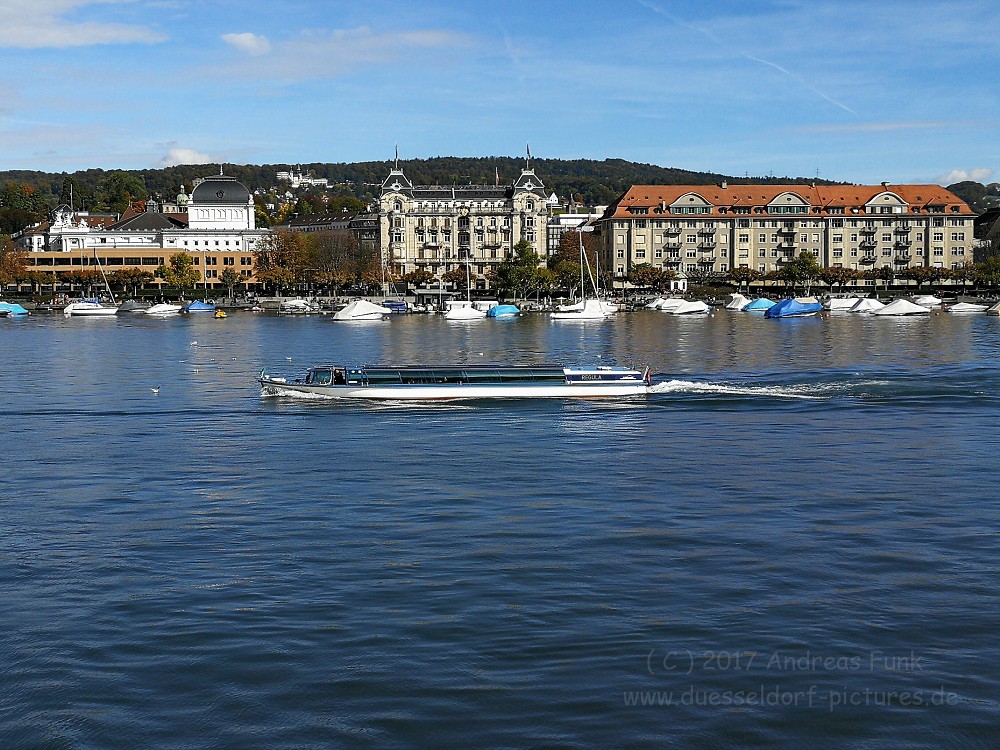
[0,302,30,316]
[765,298,823,318]
[183,301,216,312]
[742,298,775,311]
[487,304,520,318]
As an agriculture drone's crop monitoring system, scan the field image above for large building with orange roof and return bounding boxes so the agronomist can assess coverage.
[595,182,974,283]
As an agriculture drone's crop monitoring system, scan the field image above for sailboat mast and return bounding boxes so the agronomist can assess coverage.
[580,231,598,298]
[93,250,117,305]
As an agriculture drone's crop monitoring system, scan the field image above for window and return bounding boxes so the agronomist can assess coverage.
[686,235,696,243]
[739,234,749,243]
[223,256,235,265]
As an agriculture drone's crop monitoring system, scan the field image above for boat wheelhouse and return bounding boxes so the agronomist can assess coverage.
[259,364,651,400]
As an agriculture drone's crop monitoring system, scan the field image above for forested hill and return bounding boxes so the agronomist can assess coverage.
[0,157,836,209]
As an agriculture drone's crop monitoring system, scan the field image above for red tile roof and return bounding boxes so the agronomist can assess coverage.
[603,184,973,220]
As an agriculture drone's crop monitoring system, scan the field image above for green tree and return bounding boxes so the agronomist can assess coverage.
[819,266,860,294]
[779,251,822,294]
[974,257,1000,289]
[97,171,148,214]
[898,265,943,290]
[108,268,154,297]
[490,240,541,300]
[627,263,662,292]
[727,266,761,291]
[219,267,242,300]
[63,269,102,296]
[156,252,202,293]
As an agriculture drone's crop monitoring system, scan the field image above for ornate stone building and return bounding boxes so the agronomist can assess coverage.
[596,183,974,282]
[378,165,549,289]
[14,172,268,289]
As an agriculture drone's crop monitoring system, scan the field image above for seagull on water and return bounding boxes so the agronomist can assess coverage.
[151,386,160,394]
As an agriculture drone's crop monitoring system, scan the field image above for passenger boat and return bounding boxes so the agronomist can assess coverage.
[259,363,652,400]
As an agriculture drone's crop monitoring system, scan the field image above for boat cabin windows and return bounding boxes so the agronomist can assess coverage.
[305,368,334,386]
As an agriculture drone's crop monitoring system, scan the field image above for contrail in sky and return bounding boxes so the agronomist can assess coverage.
[637,0,856,115]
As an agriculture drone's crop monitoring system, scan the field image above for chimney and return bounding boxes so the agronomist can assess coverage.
[721,180,728,189]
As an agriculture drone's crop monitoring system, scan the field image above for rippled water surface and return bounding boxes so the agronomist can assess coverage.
[2,310,998,748]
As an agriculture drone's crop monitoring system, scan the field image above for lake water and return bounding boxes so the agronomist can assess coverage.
[2,309,998,748]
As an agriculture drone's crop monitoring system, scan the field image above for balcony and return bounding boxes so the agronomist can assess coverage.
[665,225,681,234]
[894,225,912,234]
[778,240,797,249]
[894,255,911,264]
[860,226,877,234]
[697,257,715,265]
[895,238,912,248]
[664,241,682,250]
[859,255,877,264]
[777,226,796,235]
[699,240,717,249]
[859,238,877,248]
[698,225,717,234]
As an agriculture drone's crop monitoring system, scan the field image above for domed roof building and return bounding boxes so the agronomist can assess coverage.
[187,171,256,231]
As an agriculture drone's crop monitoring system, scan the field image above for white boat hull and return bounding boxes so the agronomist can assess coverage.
[444,307,487,320]
[261,379,648,400]
[145,303,182,316]
[64,303,118,316]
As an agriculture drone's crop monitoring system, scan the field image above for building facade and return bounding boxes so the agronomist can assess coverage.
[378,166,549,288]
[13,173,268,289]
[596,183,974,282]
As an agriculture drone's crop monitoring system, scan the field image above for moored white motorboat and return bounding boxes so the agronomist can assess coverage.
[724,293,751,310]
[260,363,652,400]
[825,297,862,311]
[332,299,393,321]
[444,301,487,320]
[144,303,183,316]
[64,300,118,316]
[848,298,886,314]
[871,299,931,316]
[946,302,988,314]
[656,298,688,312]
[279,298,320,314]
[913,295,943,307]
[667,299,711,315]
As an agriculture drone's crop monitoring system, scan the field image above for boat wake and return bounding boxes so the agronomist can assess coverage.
[649,378,890,400]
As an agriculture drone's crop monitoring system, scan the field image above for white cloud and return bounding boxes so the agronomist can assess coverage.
[937,167,995,184]
[206,26,469,85]
[158,147,214,167]
[222,32,271,56]
[0,1,165,48]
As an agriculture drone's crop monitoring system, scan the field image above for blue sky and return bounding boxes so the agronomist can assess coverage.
[1,0,997,186]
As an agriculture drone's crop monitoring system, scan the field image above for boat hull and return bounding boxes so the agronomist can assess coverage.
[260,364,650,400]
[64,303,118,316]
[261,379,648,400]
